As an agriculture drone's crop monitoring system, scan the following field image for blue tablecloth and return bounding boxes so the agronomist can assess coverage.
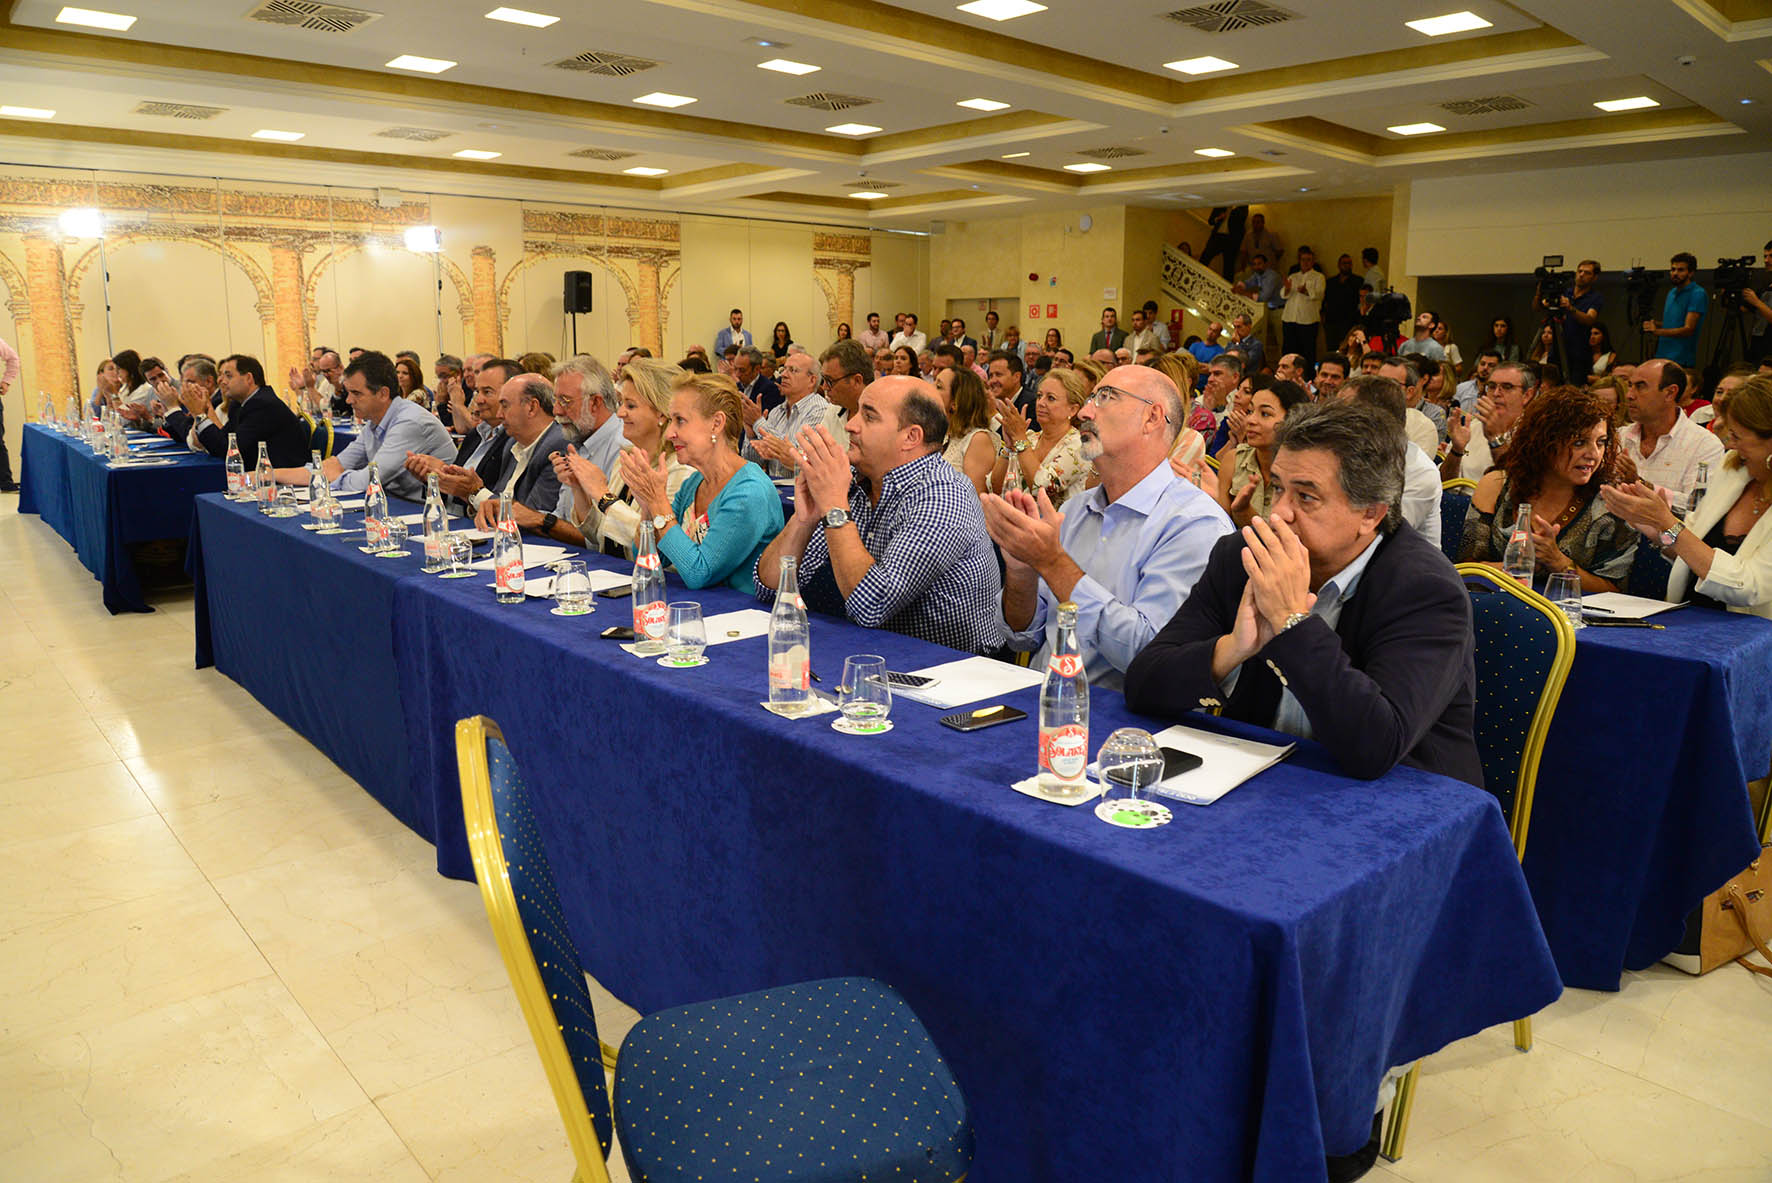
[18,423,224,612]
[389,552,1560,1182]
[1525,609,1771,989]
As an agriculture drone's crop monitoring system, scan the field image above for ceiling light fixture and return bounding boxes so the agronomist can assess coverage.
[758,58,819,74]
[956,0,1047,19]
[59,208,104,237]
[1405,11,1492,36]
[1064,162,1111,173]
[404,226,442,253]
[1594,96,1658,112]
[386,54,457,73]
[55,6,136,30]
[825,122,881,135]
[957,98,1011,111]
[1193,147,1235,158]
[484,6,559,26]
[251,128,305,141]
[623,166,669,176]
[1001,151,1030,158]
[453,148,502,159]
[850,190,888,199]
[634,91,697,107]
[1386,122,1446,135]
[0,106,57,120]
[1164,56,1238,75]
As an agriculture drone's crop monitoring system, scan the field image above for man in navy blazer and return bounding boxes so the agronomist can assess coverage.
[167,353,310,469]
[1125,400,1481,787]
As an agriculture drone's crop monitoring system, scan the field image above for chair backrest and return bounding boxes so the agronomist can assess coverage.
[1440,478,1475,564]
[1627,542,1673,601]
[456,716,615,1182]
[311,415,336,459]
[1456,565,1576,860]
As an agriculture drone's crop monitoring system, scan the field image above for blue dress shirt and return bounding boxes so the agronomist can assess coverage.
[1006,462,1234,690]
[332,397,455,499]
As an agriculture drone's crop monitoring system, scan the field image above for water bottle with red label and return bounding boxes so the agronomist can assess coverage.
[493,494,525,603]
[1038,601,1090,798]
[631,520,668,653]
[224,432,245,499]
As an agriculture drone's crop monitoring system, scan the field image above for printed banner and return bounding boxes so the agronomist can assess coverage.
[1161,244,1265,328]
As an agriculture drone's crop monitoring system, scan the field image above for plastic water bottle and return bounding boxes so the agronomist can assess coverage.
[631,520,668,654]
[225,432,245,499]
[1687,461,1710,518]
[255,442,276,513]
[1502,502,1535,588]
[1039,602,1091,799]
[493,494,525,603]
[361,460,390,552]
[766,555,812,714]
[421,472,448,573]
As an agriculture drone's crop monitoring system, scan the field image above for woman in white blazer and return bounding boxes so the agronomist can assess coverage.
[1601,375,1772,618]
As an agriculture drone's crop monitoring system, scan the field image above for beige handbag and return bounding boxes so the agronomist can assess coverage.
[1692,848,1772,977]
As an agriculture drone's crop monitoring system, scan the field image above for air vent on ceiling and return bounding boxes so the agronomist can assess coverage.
[133,101,227,120]
[1439,94,1534,116]
[244,0,382,33]
[551,50,661,76]
[1161,0,1297,32]
[847,179,902,189]
[1077,146,1148,159]
[375,126,453,141]
[785,92,877,112]
[568,147,638,160]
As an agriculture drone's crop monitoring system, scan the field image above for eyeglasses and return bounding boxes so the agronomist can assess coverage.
[1089,384,1172,424]
[1483,380,1524,392]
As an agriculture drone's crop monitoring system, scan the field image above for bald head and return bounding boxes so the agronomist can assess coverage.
[850,375,948,482]
[1077,364,1182,485]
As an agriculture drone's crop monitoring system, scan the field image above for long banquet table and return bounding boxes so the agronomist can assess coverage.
[190,490,1561,1181]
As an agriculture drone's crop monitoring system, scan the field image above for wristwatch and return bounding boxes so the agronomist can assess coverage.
[1279,611,1311,633]
[1012,438,1033,454]
[651,513,671,533]
[824,507,852,530]
[1659,520,1684,548]
[540,512,558,534]
[596,491,620,512]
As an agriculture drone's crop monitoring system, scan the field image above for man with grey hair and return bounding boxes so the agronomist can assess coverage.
[733,346,782,420]
[544,354,621,526]
[747,350,845,478]
[1127,400,1480,786]
[985,364,1233,690]
[1376,356,1440,458]
[1335,373,1441,549]
[472,374,569,529]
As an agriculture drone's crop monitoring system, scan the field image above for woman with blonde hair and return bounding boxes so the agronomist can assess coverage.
[1603,374,1772,617]
[621,371,783,590]
[990,365,1091,506]
[935,365,995,494]
[558,357,693,557]
[518,350,556,376]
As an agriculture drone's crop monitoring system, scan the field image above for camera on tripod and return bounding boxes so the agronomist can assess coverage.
[1534,255,1573,310]
[1713,255,1755,302]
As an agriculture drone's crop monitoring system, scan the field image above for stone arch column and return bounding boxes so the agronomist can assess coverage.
[268,239,312,391]
[470,246,501,356]
[22,232,76,401]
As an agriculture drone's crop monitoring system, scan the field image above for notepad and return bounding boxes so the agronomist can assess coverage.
[701,609,773,645]
[1101,724,1294,807]
[888,656,1045,709]
[1580,592,1684,620]
[469,543,571,571]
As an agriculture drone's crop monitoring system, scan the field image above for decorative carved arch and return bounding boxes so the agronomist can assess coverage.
[811,272,839,337]
[0,249,31,322]
[304,240,474,330]
[66,231,275,315]
[497,250,639,331]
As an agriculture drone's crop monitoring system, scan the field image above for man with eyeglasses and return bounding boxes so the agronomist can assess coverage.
[984,366,1233,690]
[1441,361,1539,482]
[746,351,845,479]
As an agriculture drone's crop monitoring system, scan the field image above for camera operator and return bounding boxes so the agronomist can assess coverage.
[1642,252,1707,368]
[1744,240,1772,364]
[1546,259,1603,380]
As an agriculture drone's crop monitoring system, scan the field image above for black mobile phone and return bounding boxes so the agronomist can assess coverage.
[1104,746,1204,787]
[597,584,634,598]
[881,670,937,689]
[599,626,635,640]
[939,704,1028,732]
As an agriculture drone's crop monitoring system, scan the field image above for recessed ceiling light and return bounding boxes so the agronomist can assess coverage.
[1386,122,1446,135]
[850,190,888,199]
[1405,11,1492,36]
[386,54,457,73]
[251,128,304,141]
[634,92,697,108]
[0,106,57,120]
[758,58,819,75]
[484,6,559,26]
[453,148,502,159]
[1001,151,1030,158]
[826,122,882,135]
[55,6,136,31]
[1064,162,1112,173]
[957,98,1011,112]
[1194,147,1235,158]
[1594,96,1658,112]
[742,37,788,48]
[1164,56,1238,75]
[1297,186,1312,192]
[623,166,669,176]
[956,0,1047,19]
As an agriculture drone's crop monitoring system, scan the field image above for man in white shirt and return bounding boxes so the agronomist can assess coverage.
[714,309,752,357]
[890,313,928,353]
[1377,358,1440,459]
[1140,300,1172,351]
[1280,246,1326,366]
[1443,361,1539,481]
[747,352,846,478]
[1337,374,1440,549]
[1619,358,1725,506]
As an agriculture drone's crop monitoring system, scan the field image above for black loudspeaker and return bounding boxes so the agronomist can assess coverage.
[564,270,593,314]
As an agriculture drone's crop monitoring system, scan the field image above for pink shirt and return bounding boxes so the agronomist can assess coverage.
[0,335,19,389]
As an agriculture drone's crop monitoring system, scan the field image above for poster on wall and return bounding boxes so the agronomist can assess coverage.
[1160,244,1264,327]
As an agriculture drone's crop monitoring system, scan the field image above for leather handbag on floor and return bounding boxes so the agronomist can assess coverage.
[1664,847,1772,977]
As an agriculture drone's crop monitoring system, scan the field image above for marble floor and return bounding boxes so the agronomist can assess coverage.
[2,505,1770,1183]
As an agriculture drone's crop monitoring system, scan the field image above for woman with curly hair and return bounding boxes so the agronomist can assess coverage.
[1457,384,1637,591]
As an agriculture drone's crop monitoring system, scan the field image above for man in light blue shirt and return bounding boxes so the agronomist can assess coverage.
[984,365,1234,691]
[550,354,623,520]
[290,350,453,500]
[713,308,752,357]
[1645,252,1707,368]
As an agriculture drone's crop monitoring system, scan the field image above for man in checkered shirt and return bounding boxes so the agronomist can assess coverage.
[753,376,1004,654]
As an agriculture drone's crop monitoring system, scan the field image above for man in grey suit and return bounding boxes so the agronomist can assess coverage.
[472,374,570,530]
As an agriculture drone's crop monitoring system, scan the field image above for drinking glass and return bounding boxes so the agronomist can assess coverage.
[1094,727,1173,829]
[836,654,892,733]
[550,560,595,616]
[1544,570,1584,631]
[272,484,300,518]
[441,532,477,578]
[664,601,706,664]
[313,495,343,534]
[379,518,412,557]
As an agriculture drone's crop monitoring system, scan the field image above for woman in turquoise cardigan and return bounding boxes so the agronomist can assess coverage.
[622,372,783,590]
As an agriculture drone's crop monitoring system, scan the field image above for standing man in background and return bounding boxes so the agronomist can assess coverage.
[1644,253,1706,369]
[1551,259,1604,381]
[1281,246,1326,368]
[1322,254,1363,358]
[715,309,752,357]
[1198,204,1248,282]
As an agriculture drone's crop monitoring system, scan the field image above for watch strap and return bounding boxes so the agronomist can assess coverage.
[540,512,558,533]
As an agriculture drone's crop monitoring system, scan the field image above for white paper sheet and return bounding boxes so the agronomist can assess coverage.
[1102,723,1295,807]
[468,543,571,571]
[1579,592,1684,619]
[888,656,1046,709]
[701,609,773,645]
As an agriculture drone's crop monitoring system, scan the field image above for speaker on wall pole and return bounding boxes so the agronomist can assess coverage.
[564,270,593,353]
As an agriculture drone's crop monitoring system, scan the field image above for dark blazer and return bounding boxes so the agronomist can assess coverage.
[445,425,511,515]
[193,386,311,469]
[1123,524,1482,787]
[489,420,568,513]
[746,375,783,416]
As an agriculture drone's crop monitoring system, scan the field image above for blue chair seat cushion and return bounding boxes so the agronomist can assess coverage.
[613,976,974,1182]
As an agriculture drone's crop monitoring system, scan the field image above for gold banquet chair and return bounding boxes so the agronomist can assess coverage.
[1382,564,1575,1163]
[456,716,976,1182]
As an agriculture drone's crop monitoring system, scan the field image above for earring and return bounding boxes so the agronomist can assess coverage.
[710,432,718,446]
